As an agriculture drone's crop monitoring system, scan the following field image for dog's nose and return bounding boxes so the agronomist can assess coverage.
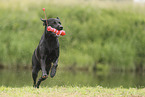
[59,26,63,30]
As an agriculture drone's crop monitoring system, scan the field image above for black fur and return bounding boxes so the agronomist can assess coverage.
[32,17,63,88]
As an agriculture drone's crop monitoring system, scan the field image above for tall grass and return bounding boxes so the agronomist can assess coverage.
[0,0,145,71]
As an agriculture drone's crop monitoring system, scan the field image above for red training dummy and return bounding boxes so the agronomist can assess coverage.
[47,26,65,36]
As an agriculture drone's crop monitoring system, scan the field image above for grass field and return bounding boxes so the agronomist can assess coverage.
[0,86,145,97]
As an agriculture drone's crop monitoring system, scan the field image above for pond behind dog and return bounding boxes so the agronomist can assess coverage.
[0,69,145,88]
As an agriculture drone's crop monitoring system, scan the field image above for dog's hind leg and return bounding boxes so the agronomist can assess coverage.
[32,68,40,88]
[32,52,40,88]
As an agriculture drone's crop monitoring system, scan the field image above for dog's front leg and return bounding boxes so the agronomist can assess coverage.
[35,57,48,88]
[50,59,58,78]
[40,58,48,78]
[50,49,59,78]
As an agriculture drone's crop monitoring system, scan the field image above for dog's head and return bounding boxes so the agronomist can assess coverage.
[41,17,63,31]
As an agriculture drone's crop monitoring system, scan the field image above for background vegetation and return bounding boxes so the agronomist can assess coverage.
[0,0,145,71]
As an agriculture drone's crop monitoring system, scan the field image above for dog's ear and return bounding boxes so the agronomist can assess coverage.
[40,18,46,22]
[40,18,47,26]
[56,17,60,20]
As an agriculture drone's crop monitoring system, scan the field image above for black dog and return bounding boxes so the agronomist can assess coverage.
[32,17,63,88]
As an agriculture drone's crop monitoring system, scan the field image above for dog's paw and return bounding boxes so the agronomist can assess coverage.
[42,72,48,78]
[50,66,57,78]
[33,84,37,88]
[36,85,39,88]
[42,75,48,79]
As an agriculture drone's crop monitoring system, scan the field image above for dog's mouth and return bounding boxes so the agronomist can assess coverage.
[49,31,57,36]
[59,27,63,30]
[47,30,59,37]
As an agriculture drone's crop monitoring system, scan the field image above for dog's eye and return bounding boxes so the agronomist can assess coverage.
[58,22,61,25]
[53,21,56,24]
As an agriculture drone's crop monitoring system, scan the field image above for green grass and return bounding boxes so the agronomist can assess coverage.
[0,86,145,97]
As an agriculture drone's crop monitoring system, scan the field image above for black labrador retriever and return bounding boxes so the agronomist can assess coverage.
[32,17,63,88]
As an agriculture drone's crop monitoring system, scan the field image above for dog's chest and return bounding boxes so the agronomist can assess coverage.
[45,42,59,51]
[45,48,57,55]
[45,37,59,49]
[45,49,58,61]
